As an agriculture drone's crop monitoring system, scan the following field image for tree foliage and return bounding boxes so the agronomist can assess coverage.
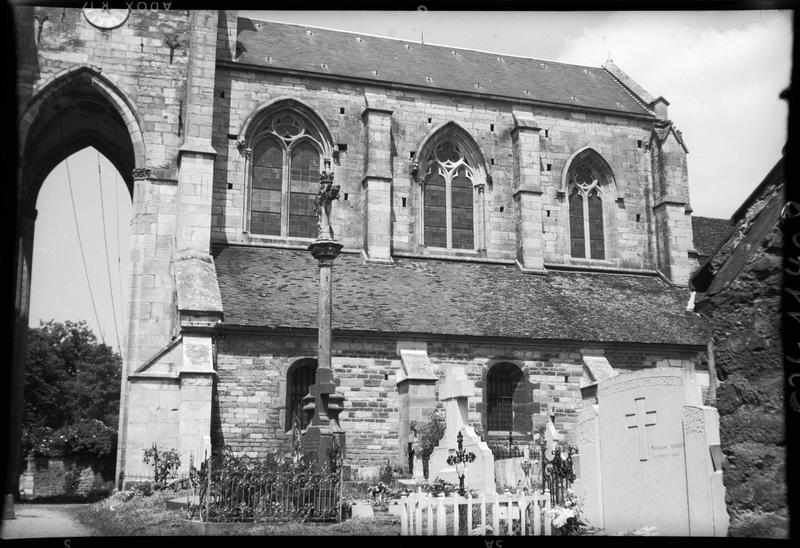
[22,320,121,458]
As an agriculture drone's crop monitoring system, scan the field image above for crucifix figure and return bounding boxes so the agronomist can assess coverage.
[625,397,657,461]
[315,160,340,240]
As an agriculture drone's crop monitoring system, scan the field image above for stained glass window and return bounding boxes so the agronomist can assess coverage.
[248,110,326,238]
[567,151,611,259]
[422,140,474,249]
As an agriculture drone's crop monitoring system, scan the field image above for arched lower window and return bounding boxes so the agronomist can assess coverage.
[286,359,318,431]
[422,141,475,250]
[486,363,523,432]
[568,161,607,259]
[248,111,325,238]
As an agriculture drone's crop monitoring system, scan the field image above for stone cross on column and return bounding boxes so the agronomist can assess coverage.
[301,166,346,469]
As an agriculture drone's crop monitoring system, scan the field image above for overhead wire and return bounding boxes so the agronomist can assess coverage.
[114,167,125,355]
[59,116,105,345]
[95,142,123,357]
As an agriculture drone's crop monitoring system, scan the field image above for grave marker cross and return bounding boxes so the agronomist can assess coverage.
[625,397,657,461]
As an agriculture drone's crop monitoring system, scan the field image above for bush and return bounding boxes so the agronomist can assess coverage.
[22,419,117,459]
[143,444,181,484]
[412,410,446,478]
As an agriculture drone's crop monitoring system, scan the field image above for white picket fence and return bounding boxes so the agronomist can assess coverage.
[399,488,553,536]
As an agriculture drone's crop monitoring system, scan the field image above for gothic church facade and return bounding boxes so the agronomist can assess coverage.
[13,8,715,484]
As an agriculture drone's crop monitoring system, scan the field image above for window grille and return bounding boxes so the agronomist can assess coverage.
[487,363,522,432]
[286,360,317,430]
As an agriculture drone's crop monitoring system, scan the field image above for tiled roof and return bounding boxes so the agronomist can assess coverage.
[692,216,733,260]
[213,245,708,346]
[235,18,654,117]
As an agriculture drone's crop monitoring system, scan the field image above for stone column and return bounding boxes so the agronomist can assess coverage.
[510,108,546,273]
[360,91,394,264]
[302,170,346,468]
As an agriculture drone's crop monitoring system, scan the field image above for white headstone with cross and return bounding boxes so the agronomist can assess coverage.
[427,366,495,494]
[576,367,729,536]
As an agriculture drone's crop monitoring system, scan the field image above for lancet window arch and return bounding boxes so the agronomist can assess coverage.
[415,124,489,252]
[566,151,614,260]
[244,104,332,239]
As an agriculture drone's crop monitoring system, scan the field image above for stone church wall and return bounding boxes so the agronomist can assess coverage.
[213,332,701,470]
[210,68,657,270]
[20,7,191,172]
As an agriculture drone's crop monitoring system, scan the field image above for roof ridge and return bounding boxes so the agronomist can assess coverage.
[240,16,603,70]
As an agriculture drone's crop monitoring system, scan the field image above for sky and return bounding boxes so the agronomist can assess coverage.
[27,9,792,350]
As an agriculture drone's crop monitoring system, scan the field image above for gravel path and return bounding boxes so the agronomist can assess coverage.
[1,503,98,539]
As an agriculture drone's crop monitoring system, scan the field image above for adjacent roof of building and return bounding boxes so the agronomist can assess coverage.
[692,216,733,262]
[213,246,708,346]
[691,157,784,295]
[235,18,654,118]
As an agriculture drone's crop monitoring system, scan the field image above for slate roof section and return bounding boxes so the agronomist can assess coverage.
[692,216,733,262]
[213,245,708,346]
[235,18,654,117]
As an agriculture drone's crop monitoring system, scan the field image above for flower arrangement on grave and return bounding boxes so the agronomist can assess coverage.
[547,489,586,536]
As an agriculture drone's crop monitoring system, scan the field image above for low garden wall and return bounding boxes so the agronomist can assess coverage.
[18,454,114,500]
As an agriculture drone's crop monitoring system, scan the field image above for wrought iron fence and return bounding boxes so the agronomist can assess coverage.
[192,449,343,523]
[488,432,523,460]
[541,446,576,507]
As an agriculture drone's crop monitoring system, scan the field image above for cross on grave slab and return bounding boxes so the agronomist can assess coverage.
[625,397,657,461]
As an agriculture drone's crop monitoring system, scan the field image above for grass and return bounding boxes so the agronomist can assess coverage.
[75,489,192,536]
[74,489,402,536]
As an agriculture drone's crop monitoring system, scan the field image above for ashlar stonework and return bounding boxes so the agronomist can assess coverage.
[11,9,725,506]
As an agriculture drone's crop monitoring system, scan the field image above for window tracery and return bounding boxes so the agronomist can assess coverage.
[567,157,608,260]
[422,140,476,249]
[247,110,327,238]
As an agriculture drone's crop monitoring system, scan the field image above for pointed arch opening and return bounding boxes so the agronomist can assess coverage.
[16,65,143,491]
[414,122,490,252]
[562,148,617,260]
[240,99,334,238]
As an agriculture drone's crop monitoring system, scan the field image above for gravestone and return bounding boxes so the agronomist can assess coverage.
[576,368,729,536]
[428,366,495,493]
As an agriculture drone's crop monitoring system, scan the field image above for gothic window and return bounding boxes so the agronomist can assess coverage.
[422,140,475,249]
[248,111,325,238]
[568,162,606,259]
[286,359,318,431]
[486,363,523,432]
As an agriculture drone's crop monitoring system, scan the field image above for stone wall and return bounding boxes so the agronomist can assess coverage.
[695,223,785,537]
[213,332,702,472]
[211,68,660,270]
[18,456,114,500]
